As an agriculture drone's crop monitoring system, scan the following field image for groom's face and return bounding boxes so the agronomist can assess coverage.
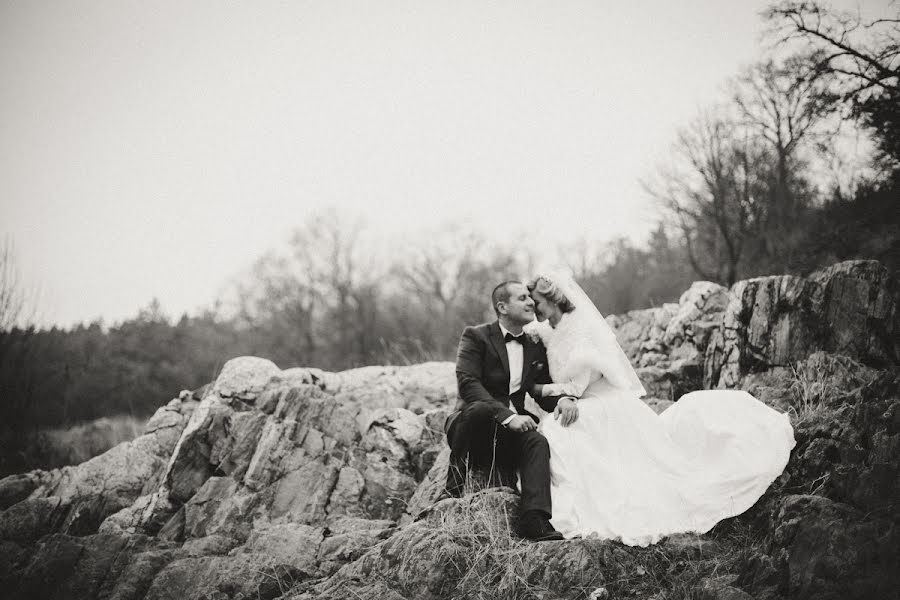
[499,282,535,326]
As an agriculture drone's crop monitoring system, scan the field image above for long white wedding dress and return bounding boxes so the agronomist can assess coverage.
[527,306,795,547]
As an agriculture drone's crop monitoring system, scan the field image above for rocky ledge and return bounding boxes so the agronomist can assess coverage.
[1,260,898,600]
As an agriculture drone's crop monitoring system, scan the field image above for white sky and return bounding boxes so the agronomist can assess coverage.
[0,0,885,327]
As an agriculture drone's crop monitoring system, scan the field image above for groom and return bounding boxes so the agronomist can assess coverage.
[444,280,577,541]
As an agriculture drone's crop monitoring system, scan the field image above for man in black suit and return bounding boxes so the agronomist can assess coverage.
[444,280,578,541]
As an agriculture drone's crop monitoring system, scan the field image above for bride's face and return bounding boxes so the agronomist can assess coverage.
[531,291,560,324]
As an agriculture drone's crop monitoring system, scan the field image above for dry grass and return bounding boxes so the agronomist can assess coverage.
[429,491,763,600]
[253,561,306,600]
[788,360,850,426]
[274,459,766,600]
[408,459,568,600]
[430,484,558,600]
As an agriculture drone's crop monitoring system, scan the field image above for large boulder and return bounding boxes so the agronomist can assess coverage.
[770,494,898,599]
[732,368,900,600]
[325,362,457,414]
[0,356,455,599]
[706,260,898,389]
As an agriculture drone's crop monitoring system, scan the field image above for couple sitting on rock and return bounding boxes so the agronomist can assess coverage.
[443,274,795,545]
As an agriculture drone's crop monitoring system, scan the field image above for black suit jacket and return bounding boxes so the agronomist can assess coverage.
[449,321,560,431]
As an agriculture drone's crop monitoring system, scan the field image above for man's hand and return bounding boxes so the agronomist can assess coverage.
[554,397,579,427]
[506,414,538,432]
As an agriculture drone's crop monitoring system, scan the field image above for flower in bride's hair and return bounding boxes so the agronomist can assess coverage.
[526,274,554,292]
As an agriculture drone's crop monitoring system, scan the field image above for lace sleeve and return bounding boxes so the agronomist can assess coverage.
[541,351,599,399]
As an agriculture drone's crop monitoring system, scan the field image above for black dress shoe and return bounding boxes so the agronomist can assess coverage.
[518,510,564,542]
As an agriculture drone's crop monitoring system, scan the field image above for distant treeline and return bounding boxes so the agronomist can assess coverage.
[1,0,898,475]
[2,173,896,430]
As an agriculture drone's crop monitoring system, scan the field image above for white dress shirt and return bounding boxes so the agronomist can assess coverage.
[499,322,524,395]
[499,322,524,426]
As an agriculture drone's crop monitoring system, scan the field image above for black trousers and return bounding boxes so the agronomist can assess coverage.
[445,400,552,516]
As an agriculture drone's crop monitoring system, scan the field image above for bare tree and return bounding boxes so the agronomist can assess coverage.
[0,239,31,332]
[393,225,521,357]
[291,208,370,365]
[766,1,900,163]
[0,239,39,454]
[766,1,899,98]
[734,59,832,207]
[227,207,381,368]
[731,59,835,269]
[646,110,774,285]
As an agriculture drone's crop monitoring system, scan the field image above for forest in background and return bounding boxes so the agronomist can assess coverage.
[1,1,898,474]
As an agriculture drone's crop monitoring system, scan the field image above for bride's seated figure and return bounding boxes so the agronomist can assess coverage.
[522,273,795,546]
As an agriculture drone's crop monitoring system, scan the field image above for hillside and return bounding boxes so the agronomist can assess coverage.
[1,260,897,600]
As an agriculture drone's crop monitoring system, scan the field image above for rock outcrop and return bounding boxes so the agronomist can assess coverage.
[1,358,455,600]
[1,260,897,600]
[706,260,898,389]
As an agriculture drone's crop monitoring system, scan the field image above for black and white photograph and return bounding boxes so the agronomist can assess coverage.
[1,1,898,598]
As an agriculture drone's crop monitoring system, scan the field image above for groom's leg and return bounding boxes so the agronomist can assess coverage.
[507,430,552,516]
[445,401,503,496]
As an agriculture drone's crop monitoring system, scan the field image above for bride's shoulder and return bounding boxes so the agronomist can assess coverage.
[559,311,607,350]
[523,320,553,344]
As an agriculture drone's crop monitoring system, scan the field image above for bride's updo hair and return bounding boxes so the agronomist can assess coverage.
[526,275,576,313]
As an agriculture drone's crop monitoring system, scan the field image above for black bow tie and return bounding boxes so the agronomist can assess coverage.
[504,332,524,344]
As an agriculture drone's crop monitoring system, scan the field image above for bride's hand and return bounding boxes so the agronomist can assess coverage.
[555,397,579,427]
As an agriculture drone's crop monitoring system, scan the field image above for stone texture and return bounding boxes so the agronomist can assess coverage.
[664,281,730,350]
[771,494,898,599]
[269,459,340,524]
[402,446,450,523]
[0,471,55,511]
[317,517,396,574]
[144,552,303,600]
[608,304,678,362]
[609,282,729,405]
[326,362,457,414]
[98,492,176,536]
[707,260,898,389]
[4,532,176,600]
[241,521,325,572]
[325,466,366,518]
[0,497,68,543]
[180,533,240,557]
[209,356,281,402]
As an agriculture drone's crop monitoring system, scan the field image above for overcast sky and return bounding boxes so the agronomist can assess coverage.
[0,0,884,327]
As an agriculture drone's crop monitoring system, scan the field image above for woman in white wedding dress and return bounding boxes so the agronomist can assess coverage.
[523,273,795,547]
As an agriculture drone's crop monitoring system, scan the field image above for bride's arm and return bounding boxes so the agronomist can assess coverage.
[540,369,592,399]
[538,351,597,399]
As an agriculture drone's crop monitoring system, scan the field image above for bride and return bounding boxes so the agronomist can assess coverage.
[523,273,795,546]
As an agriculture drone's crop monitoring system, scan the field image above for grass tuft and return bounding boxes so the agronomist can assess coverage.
[788,360,845,425]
